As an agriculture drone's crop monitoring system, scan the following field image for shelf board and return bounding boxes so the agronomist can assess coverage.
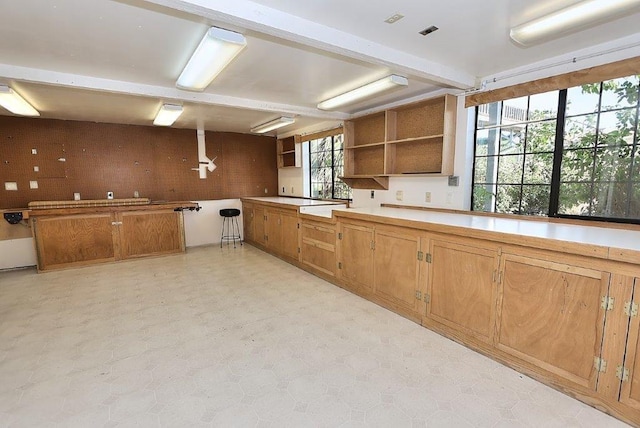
[339,175,389,190]
[280,150,296,154]
[346,141,386,149]
[383,172,446,177]
[386,134,444,145]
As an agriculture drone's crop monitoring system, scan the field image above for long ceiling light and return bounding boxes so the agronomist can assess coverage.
[317,75,408,110]
[250,117,295,134]
[0,86,40,116]
[510,0,640,46]
[176,27,247,91]
[153,104,183,126]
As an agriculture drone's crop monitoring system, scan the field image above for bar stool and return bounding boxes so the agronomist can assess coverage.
[219,208,242,248]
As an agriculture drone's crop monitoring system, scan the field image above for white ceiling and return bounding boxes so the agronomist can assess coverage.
[0,0,639,136]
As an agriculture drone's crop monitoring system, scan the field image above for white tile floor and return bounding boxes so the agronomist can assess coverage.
[0,245,630,427]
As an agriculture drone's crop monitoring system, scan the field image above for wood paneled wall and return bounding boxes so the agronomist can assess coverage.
[0,117,278,209]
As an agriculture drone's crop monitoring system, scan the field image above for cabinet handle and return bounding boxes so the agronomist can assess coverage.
[111,221,123,226]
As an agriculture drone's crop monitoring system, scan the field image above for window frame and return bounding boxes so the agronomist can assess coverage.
[471,76,640,224]
[307,133,351,201]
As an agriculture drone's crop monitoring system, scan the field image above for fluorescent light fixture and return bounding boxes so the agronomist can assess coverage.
[510,0,640,46]
[153,104,183,126]
[176,27,247,91]
[0,86,40,116]
[250,117,295,134]
[317,75,408,110]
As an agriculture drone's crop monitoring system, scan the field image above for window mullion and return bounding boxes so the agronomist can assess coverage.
[548,89,568,217]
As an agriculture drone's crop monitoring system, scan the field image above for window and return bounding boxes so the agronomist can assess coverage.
[472,74,640,223]
[308,134,351,200]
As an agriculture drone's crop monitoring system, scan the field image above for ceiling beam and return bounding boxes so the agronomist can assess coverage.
[0,63,349,120]
[140,0,476,89]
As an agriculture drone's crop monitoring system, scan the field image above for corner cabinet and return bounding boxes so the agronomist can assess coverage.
[340,94,457,190]
[277,135,301,168]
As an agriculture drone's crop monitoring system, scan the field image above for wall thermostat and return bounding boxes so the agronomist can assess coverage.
[107,191,114,199]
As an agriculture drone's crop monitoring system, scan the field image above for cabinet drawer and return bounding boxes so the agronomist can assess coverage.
[301,222,335,245]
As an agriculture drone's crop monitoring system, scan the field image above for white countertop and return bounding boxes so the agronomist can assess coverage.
[242,197,344,207]
[334,206,640,254]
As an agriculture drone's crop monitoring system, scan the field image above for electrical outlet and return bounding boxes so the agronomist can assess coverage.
[4,182,18,191]
[264,188,268,194]
[31,148,37,155]
[33,166,39,172]
[291,186,294,194]
[370,190,375,199]
[396,190,403,201]
[107,191,114,199]
[29,181,38,189]
[282,186,285,193]
[425,192,431,203]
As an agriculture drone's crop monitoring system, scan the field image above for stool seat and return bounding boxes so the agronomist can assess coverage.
[219,208,242,248]
[220,208,240,217]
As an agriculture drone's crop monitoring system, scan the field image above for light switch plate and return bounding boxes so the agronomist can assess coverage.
[4,182,18,191]
[29,181,38,189]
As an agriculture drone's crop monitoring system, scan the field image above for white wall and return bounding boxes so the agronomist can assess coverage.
[350,95,475,210]
[183,199,244,247]
[277,168,305,197]
[0,238,37,270]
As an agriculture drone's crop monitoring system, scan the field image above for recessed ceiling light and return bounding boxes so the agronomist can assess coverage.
[384,13,404,24]
[419,26,439,36]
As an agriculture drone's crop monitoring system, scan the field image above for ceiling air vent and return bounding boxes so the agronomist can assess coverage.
[419,26,439,36]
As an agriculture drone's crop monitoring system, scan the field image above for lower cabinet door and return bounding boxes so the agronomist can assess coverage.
[280,210,299,260]
[618,277,640,410]
[339,222,374,291]
[34,213,116,270]
[254,206,266,246]
[242,204,255,243]
[118,210,184,259]
[496,252,609,390]
[427,238,499,343]
[373,227,423,316]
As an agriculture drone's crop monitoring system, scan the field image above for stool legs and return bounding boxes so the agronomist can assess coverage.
[220,215,242,248]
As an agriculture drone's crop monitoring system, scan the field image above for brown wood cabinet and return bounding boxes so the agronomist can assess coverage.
[32,206,186,271]
[337,221,374,292]
[242,201,299,262]
[33,213,116,269]
[496,252,609,390]
[300,219,337,278]
[118,210,183,259]
[620,277,640,410]
[426,237,500,344]
[242,203,256,243]
[373,226,426,319]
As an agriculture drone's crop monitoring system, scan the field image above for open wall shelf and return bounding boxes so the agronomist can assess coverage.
[277,135,301,168]
[339,94,457,190]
